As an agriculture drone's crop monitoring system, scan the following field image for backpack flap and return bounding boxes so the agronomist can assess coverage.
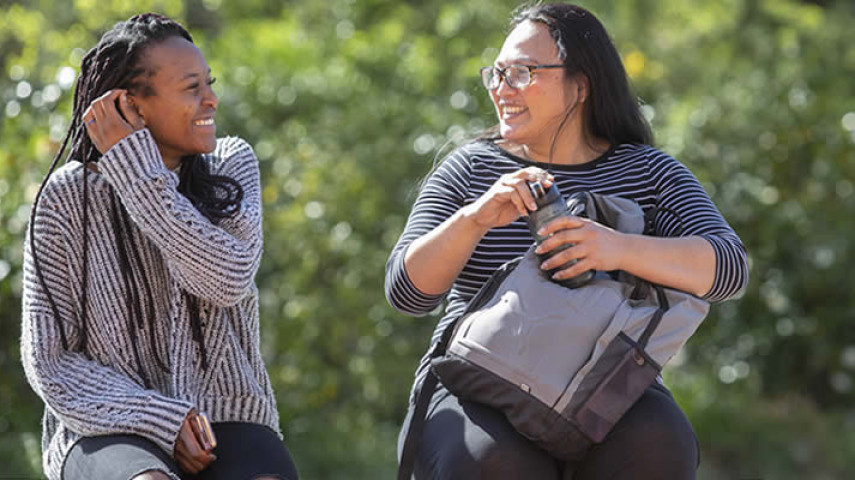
[435,248,631,408]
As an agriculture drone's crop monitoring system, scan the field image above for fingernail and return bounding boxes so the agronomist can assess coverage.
[537,227,546,235]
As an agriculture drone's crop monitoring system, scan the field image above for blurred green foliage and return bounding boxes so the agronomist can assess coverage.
[1,0,854,478]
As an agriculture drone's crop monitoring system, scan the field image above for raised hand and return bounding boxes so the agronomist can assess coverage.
[463,167,554,231]
[82,89,146,154]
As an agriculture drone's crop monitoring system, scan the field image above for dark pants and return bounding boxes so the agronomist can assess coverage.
[63,422,299,480]
[398,382,699,480]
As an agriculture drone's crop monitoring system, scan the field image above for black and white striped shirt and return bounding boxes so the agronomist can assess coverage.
[385,140,749,395]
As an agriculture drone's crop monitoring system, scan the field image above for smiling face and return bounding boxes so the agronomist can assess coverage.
[490,20,578,152]
[129,36,218,169]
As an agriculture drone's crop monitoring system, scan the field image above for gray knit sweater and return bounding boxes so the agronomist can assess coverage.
[21,129,280,479]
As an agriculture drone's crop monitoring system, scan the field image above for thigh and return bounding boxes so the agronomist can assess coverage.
[63,434,181,480]
[193,422,298,480]
[569,383,699,480]
[400,383,560,480]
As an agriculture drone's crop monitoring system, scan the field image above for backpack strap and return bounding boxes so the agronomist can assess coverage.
[397,256,523,480]
[637,284,670,349]
[397,369,438,480]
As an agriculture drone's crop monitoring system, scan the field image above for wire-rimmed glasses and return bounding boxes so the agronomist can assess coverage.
[480,64,566,90]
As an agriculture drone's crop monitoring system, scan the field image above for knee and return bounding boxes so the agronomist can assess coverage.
[418,431,556,480]
[606,390,699,473]
[623,418,698,469]
[132,471,172,480]
[475,440,557,479]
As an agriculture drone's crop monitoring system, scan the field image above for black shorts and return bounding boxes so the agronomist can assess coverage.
[62,422,298,480]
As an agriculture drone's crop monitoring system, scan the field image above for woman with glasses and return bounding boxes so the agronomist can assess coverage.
[385,3,748,479]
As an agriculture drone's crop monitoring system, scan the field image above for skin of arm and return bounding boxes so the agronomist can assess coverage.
[403,207,488,296]
[403,167,550,296]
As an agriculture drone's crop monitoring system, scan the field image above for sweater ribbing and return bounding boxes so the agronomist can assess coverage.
[21,129,279,479]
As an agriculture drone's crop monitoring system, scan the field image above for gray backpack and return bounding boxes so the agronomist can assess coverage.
[398,192,709,479]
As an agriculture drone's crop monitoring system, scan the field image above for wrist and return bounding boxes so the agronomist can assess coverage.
[456,203,492,237]
[614,232,640,273]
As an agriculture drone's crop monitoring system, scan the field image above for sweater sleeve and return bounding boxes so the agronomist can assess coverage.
[21,181,193,455]
[384,148,473,316]
[97,129,262,306]
[648,150,749,302]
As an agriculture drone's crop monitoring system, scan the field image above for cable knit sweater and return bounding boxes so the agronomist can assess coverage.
[21,129,280,479]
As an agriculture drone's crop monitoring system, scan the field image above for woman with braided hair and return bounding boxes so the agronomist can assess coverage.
[21,13,298,480]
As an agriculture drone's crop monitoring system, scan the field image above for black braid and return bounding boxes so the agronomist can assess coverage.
[179,153,243,222]
[109,192,150,387]
[30,13,241,375]
[114,198,171,373]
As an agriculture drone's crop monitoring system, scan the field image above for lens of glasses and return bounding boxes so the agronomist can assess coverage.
[480,66,533,90]
[480,67,498,90]
[505,66,531,89]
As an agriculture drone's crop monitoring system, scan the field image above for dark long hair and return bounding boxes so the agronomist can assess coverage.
[510,3,652,147]
[29,13,242,385]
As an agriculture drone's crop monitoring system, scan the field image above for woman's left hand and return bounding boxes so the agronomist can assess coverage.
[534,215,628,281]
[82,89,146,154]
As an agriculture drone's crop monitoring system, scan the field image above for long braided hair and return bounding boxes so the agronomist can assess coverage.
[29,13,243,386]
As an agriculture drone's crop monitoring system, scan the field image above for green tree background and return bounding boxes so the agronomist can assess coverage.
[1,0,854,478]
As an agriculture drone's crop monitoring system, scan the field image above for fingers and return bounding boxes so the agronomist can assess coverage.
[470,167,556,230]
[174,415,216,474]
[539,242,584,271]
[550,255,594,282]
[500,167,554,213]
[536,219,625,277]
[82,89,141,154]
[496,180,530,218]
[174,448,205,474]
[535,214,585,237]
[535,220,589,274]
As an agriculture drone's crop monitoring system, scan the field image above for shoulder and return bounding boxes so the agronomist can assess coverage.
[38,162,86,207]
[29,162,92,233]
[441,140,522,172]
[609,143,688,172]
[208,136,257,168]
[204,136,258,179]
[610,143,661,162]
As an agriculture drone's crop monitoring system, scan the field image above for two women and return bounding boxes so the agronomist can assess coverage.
[22,13,298,480]
[23,3,749,480]
[386,3,748,479]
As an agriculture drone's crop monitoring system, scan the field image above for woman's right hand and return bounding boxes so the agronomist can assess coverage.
[462,167,554,230]
[82,89,146,155]
[174,411,216,474]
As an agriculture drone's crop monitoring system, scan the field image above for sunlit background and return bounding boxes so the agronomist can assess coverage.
[1,0,854,478]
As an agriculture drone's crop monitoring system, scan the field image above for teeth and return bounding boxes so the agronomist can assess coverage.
[503,106,526,115]
[194,118,214,126]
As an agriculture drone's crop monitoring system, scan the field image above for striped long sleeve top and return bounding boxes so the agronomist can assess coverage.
[385,140,749,397]
[21,129,280,479]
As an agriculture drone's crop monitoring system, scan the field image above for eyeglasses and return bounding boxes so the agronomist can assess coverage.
[480,64,566,90]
